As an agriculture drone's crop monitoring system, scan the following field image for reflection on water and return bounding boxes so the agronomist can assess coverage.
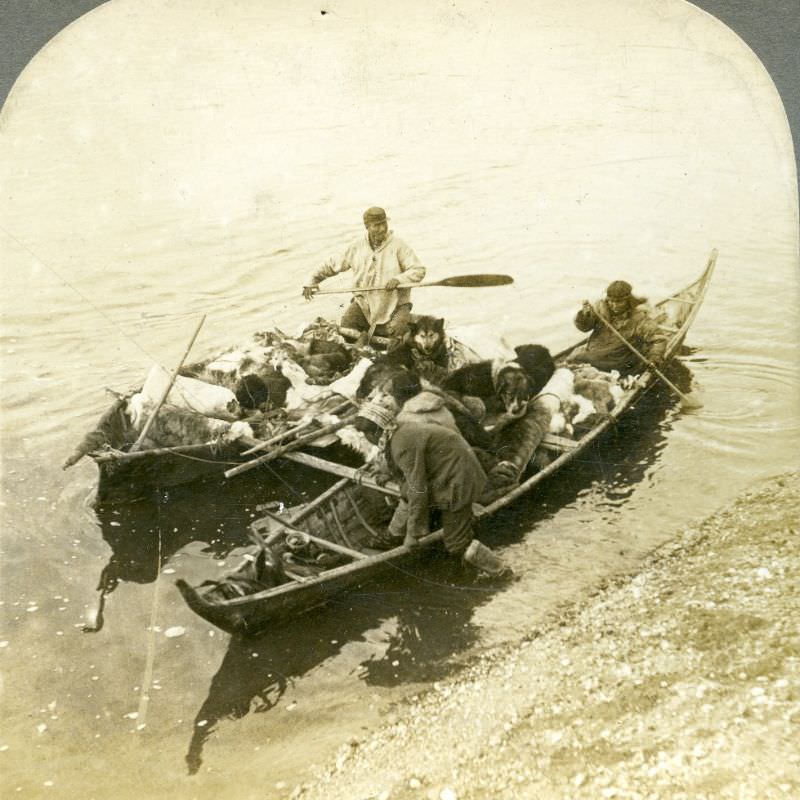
[98,376,680,774]
[185,554,484,774]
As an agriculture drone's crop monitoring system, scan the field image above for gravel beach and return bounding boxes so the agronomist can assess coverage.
[298,472,800,800]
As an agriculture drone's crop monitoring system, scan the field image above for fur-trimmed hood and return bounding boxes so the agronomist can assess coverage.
[396,391,459,432]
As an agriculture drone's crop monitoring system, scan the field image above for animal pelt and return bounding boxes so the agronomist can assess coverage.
[385,316,450,385]
[569,363,623,426]
[442,360,531,416]
[195,547,288,602]
[356,361,412,402]
[126,398,253,448]
[534,367,580,435]
[234,370,291,411]
[570,364,620,384]
[573,378,616,415]
[337,423,381,463]
[298,339,352,382]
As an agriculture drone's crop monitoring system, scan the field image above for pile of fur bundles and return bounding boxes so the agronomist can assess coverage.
[186,325,358,414]
[535,364,624,436]
[126,392,254,449]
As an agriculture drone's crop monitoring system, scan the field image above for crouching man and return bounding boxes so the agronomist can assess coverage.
[388,417,511,579]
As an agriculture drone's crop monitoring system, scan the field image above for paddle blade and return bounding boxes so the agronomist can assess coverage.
[679,394,704,412]
[436,274,514,288]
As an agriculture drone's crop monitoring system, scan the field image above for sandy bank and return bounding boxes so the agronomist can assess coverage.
[298,472,800,800]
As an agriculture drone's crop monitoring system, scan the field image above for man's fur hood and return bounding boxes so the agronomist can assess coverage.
[396,391,459,431]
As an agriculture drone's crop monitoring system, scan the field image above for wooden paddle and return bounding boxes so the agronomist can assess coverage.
[591,305,703,411]
[311,273,513,295]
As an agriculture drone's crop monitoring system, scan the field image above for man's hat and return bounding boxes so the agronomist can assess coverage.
[606,280,633,299]
[363,206,387,224]
[606,280,646,305]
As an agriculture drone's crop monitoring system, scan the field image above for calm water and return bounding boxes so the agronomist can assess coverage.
[1,2,798,798]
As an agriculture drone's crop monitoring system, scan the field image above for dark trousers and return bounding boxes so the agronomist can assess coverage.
[340,301,413,337]
[388,499,475,556]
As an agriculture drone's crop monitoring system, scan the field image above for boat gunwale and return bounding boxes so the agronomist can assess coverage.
[190,254,717,614]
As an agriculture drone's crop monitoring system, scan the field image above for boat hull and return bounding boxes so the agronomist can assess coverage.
[175,252,717,635]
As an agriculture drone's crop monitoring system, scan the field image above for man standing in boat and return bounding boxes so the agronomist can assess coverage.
[302,207,426,342]
[570,280,668,373]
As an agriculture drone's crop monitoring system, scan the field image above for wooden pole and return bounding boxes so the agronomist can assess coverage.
[591,305,702,410]
[241,399,354,456]
[281,450,401,496]
[224,415,356,479]
[130,315,207,452]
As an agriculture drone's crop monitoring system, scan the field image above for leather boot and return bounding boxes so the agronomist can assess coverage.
[462,540,513,579]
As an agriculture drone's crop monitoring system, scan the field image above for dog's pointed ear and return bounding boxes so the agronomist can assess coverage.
[408,320,419,334]
[436,318,445,331]
[514,345,523,357]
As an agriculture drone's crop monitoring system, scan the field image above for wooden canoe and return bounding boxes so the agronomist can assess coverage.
[176,252,717,635]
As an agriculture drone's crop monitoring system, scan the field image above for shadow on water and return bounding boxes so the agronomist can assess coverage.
[183,372,695,773]
[89,365,694,773]
[86,461,335,632]
[184,550,493,773]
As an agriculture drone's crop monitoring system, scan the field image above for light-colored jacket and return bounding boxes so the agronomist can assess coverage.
[311,231,425,325]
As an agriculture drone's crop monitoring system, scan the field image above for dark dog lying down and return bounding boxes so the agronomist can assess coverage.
[442,344,555,416]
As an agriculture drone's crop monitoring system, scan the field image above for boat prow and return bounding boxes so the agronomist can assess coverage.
[175,579,251,636]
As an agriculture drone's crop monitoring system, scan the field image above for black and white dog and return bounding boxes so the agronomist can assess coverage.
[442,344,555,416]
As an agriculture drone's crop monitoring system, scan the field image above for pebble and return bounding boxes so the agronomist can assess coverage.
[164,626,186,638]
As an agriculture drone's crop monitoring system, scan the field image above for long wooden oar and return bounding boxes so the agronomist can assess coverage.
[130,315,207,452]
[592,305,702,411]
[313,273,513,295]
[224,414,357,478]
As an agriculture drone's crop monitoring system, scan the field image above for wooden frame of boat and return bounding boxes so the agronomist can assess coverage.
[176,251,717,635]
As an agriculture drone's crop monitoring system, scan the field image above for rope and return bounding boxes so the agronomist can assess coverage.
[328,497,360,551]
[532,391,564,410]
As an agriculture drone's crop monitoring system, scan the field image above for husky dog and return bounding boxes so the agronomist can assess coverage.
[442,342,556,416]
[385,315,450,384]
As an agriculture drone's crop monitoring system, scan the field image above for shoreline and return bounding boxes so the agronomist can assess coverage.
[298,471,800,800]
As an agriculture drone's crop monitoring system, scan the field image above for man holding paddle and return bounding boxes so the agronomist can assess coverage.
[570,280,667,374]
[303,206,426,342]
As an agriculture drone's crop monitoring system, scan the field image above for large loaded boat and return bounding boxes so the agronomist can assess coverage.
[170,252,716,635]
